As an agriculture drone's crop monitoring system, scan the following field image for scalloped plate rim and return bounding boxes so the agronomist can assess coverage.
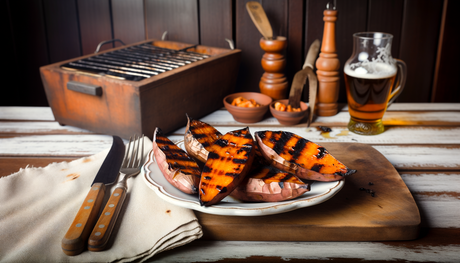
[143,140,344,216]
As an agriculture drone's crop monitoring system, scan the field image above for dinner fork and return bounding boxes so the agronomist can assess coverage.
[87,134,144,251]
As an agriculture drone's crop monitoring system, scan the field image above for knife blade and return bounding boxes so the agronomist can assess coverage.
[61,136,125,256]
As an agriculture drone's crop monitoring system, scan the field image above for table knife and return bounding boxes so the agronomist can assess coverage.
[61,136,125,256]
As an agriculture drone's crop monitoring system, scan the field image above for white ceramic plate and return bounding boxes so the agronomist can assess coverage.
[143,141,344,216]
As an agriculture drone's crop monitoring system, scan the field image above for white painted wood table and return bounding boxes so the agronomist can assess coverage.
[1,104,459,262]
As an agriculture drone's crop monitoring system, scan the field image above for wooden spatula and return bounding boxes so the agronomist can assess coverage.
[246,1,273,40]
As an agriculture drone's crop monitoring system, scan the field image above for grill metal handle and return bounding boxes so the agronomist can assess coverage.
[67,81,102,96]
[94,39,126,54]
[225,39,235,50]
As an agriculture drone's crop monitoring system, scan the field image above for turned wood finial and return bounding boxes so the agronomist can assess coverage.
[315,7,340,116]
[259,36,289,100]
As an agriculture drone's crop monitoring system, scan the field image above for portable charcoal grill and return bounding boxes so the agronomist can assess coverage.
[40,39,241,139]
[61,43,210,81]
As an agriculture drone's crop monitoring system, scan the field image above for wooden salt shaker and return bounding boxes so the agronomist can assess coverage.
[259,36,289,100]
[315,5,339,116]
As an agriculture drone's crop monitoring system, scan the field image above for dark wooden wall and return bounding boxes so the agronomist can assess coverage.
[2,0,458,106]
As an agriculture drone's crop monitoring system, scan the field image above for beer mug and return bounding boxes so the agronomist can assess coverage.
[344,32,406,135]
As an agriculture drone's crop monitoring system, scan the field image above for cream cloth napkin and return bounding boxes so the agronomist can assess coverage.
[0,137,202,262]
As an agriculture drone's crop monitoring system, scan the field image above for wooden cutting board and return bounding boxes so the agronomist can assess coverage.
[194,142,421,241]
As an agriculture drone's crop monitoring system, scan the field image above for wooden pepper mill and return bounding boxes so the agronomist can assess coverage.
[315,3,340,116]
[259,36,289,100]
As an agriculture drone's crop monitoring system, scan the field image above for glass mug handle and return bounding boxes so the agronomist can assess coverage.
[388,59,407,105]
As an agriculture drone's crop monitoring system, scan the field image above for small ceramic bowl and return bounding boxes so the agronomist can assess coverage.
[223,92,273,123]
[270,99,308,125]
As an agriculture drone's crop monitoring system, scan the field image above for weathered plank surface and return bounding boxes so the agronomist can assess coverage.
[1,104,459,262]
[0,135,115,157]
[0,107,55,121]
[171,126,460,145]
[193,109,460,127]
[2,104,459,121]
[152,237,460,263]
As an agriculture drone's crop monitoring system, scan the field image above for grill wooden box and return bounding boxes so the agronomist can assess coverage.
[40,39,241,139]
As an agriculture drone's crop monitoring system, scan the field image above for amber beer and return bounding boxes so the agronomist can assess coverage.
[344,63,397,122]
[345,32,406,135]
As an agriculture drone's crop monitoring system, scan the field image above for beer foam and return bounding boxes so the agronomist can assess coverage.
[345,62,396,79]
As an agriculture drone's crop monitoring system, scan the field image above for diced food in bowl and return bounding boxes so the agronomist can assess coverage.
[273,101,301,112]
[232,97,261,107]
[224,92,272,123]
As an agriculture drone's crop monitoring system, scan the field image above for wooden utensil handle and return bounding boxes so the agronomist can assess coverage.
[87,186,127,251]
[246,1,273,40]
[61,183,106,256]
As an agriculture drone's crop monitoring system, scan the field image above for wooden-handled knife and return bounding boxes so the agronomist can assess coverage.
[61,136,125,256]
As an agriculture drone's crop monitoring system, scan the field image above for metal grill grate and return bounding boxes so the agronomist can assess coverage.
[61,42,209,81]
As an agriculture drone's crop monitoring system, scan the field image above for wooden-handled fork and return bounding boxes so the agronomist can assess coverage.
[87,135,144,251]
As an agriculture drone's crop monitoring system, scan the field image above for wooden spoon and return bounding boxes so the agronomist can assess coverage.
[246,1,273,40]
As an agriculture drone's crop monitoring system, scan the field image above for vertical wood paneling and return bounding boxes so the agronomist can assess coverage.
[235,0,288,94]
[367,0,404,58]
[199,0,233,49]
[262,0,288,38]
[398,0,443,102]
[304,0,329,55]
[286,0,305,95]
[432,0,460,102]
[43,0,81,62]
[77,0,113,55]
[335,0,368,104]
[306,0,368,103]
[1,0,19,106]
[111,0,145,47]
[304,0,329,102]
[2,0,459,107]
[144,0,199,44]
[235,0,265,93]
[7,0,49,106]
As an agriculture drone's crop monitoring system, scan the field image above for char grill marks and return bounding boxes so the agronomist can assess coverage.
[61,42,209,81]
[256,131,350,175]
[251,166,304,184]
[187,119,222,149]
[155,135,200,176]
[199,127,255,206]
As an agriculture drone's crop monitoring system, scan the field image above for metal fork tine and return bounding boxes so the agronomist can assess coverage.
[123,136,133,168]
[129,136,135,167]
[134,135,144,168]
[135,135,144,167]
[88,134,145,251]
[140,135,144,166]
[132,134,140,168]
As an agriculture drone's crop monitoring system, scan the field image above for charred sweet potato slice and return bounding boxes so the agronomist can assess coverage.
[184,115,223,163]
[230,166,311,202]
[199,127,255,206]
[255,131,356,181]
[153,127,201,194]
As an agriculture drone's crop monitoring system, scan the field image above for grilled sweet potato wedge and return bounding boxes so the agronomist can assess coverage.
[153,127,201,194]
[255,131,356,181]
[230,166,311,202]
[184,115,222,163]
[199,127,256,206]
